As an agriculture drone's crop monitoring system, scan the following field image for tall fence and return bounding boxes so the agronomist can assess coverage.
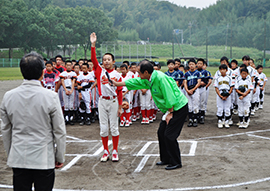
[0,59,20,67]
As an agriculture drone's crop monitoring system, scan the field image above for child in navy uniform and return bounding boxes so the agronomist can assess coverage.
[183,59,202,127]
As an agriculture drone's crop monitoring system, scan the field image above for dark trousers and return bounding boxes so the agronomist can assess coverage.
[12,168,55,191]
[157,104,188,166]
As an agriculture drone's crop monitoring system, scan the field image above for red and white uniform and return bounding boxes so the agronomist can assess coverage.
[91,47,122,138]
[60,71,77,111]
[77,71,95,114]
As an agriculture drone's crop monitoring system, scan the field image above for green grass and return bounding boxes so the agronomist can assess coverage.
[0,67,23,80]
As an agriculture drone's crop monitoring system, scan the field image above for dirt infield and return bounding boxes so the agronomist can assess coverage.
[1,80,270,191]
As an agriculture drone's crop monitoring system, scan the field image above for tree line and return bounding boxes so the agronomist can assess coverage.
[1,0,270,59]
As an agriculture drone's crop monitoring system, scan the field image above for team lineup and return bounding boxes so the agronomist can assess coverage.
[41,33,268,162]
[0,32,269,190]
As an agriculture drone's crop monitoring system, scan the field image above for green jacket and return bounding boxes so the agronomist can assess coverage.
[125,70,188,113]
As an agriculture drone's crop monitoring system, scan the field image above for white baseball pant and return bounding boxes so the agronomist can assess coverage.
[198,87,206,111]
[238,95,251,117]
[186,90,199,114]
[80,89,92,114]
[62,88,75,111]
[140,90,151,110]
[216,95,231,117]
[98,97,119,137]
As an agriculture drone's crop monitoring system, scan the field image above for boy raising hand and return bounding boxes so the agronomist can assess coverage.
[90,32,123,162]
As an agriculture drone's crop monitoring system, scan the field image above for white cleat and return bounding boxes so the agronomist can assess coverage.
[229,119,233,126]
[112,149,119,162]
[259,104,263,109]
[218,120,223,129]
[101,150,110,162]
[251,110,255,116]
[243,122,248,129]
[239,122,244,129]
[233,109,238,115]
[120,121,125,127]
[224,121,230,129]
[125,120,130,127]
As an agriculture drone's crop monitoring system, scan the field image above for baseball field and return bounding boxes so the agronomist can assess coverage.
[0,77,270,190]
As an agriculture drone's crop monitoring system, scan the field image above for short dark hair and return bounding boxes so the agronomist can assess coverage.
[167,59,175,65]
[188,58,197,65]
[139,59,153,74]
[72,59,77,62]
[131,62,137,67]
[219,64,228,70]
[78,59,84,63]
[240,68,248,74]
[82,62,89,68]
[123,60,130,66]
[240,64,247,68]
[73,63,80,68]
[197,58,205,64]
[231,59,238,65]
[242,55,250,61]
[256,65,263,70]
[174,58,181,63]
[45,61,53,66]
[65,60,72,65]
[179,64,184,68]
[220,56,229,64]
[87,59,92,62]
[120,64,128,70]
[103,53,115,61]
[55,55,63,61]
[250,58,254,63]
[43,57,48,61]
[20,52,45,80]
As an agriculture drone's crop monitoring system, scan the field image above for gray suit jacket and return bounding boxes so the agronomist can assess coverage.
[0,80,66,169]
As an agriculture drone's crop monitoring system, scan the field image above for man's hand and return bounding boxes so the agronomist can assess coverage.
[79,93,82,100]
[165,113,173,125]
[55,162,64,169]
[90,32,97,47]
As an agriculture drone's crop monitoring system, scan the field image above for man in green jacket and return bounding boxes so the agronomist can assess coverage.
[113,60,188,170]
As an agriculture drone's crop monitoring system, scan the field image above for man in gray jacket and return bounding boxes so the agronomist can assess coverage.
[0,52,66,191]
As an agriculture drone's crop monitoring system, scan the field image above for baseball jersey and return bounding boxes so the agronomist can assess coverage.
[214,75,234,91]
[197,69,209,86]
[176,70,184,86]
[165,70,179,81]
[184,70,202,87]
[59,71,77,87]
[258,72,268,86]
[121,73,131,92]
[91,47,123,105]
[214,67,233,80]
[235,77,254,93]
[77,71,95,87]
[231,67,240,81]
[55,65,66,73]
[42,70,57,89]
[130,71,139,78]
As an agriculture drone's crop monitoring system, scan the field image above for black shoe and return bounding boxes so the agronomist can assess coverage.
[91,117,95,123]
[199,117,205,124]
[165,164,182,170]
[65,120,69,125]
[85,118,91,125]
[187,120,193,127]
[193,119,198,127]
[156,161,169,166]
[69,120,75,125]
[79,120,85,126]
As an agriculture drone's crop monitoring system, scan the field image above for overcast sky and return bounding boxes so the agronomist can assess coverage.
[163,0,218,9]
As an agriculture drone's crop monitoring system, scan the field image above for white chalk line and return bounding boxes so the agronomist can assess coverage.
[134,155,150,173]
[1,130,270,190]
[1,176,270,190]
[61,140,112,171]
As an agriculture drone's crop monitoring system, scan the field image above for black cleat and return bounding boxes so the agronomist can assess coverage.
[85,118,91,126]
[187,120,193,127]
[193,119,198,127]
[199,117,205,124]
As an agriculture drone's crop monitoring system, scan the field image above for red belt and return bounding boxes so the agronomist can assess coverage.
[102,96,116,100]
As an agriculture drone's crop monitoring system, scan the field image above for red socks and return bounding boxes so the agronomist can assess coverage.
[101,136,109,153]
[146,110,150,119]
[112,135,119,152]
[141,109,146,118]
